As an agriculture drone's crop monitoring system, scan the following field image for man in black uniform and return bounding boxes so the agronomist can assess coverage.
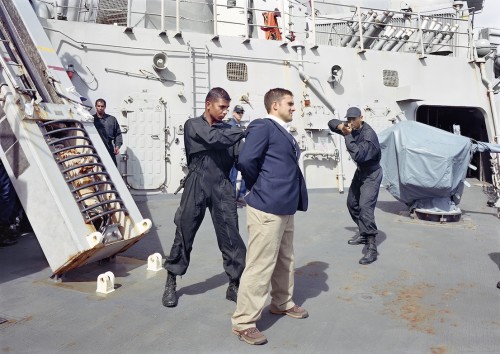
[0,160,21,247]
[162,87,246,307]
[93,99,122,166]
[328,107,382,265]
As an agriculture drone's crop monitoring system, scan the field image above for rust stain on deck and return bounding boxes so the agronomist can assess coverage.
[372,271,464,334]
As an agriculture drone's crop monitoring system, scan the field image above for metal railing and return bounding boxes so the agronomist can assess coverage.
[306,2,471,56]
[46,0,473,55]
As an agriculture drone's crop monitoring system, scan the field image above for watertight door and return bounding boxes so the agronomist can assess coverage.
[123,94,167,191]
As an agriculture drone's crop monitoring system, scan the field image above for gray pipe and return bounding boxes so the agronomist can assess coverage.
[346,11,377,48]
[293,44,336,115]
[428,24,458,54]
[372,25,395,51]
[427,18,437,31]
[426,24,450,53]
[335,134,344,193]
[420,17,430,30]
[362,11,394,49]
[383,28,405,51]
[410,17,430,51]
[56,0,68,19]
[341,11,370,47]
[436,24,458,47]
[298,70,336,114]
[422,21,442,45]
[391,29,415,52]
[479,61,500,193]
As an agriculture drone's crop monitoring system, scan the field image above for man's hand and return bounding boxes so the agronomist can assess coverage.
[114,146,120,155]
[337,123,352,136]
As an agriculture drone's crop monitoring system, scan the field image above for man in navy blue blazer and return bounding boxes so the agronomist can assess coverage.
[231,88,308,345]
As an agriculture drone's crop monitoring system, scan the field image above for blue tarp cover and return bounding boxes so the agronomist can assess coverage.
[378,121,472,208]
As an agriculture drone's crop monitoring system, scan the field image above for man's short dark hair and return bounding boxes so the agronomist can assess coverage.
[205,87,231,103]
[95,98,106,107]
[264,88,293,113]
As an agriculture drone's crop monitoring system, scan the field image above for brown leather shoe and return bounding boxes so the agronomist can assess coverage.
[269,304,309,319]
[232,327,267,345]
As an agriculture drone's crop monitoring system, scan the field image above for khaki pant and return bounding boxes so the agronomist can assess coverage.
[231,205,295,330]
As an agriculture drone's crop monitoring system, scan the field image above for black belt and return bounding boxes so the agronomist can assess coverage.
[357,164,381,173]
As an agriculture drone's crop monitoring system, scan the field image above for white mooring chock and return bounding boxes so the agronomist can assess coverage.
[96,271,115,294]
[147,253,163,272]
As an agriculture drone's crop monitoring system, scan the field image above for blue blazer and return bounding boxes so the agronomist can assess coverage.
[238,118,308,215]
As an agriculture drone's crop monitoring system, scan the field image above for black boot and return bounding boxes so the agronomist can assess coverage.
[348,234,367,245]
[359,236,378,265]
[226,280,239,303]
[162,271,178,307]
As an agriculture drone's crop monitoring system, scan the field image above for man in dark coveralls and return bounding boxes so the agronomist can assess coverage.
[162,87,247,308]
[0,160,21,246]
[328,107,382,265]
[93,99,122,166]
[228,105,247,206]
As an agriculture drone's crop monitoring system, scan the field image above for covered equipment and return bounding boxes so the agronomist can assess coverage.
[378,121,500,220]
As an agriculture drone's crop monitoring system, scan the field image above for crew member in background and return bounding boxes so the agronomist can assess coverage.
[93,99,122,166]
[228,105,247,207]
[0,160,21,247]
[328,107,382,265]
[162,87,246,308]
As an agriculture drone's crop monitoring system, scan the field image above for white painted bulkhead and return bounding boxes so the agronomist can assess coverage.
[39,0,496,193]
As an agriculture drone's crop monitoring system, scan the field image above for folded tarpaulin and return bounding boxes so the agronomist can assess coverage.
[378,121,472,208]
[472,141,500,153]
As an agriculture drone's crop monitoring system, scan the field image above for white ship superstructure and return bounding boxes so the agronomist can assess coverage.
[1,2,500,351]
[21,0,498,196]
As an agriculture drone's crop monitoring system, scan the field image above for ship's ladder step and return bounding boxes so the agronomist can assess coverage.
[37,119,129,234]
[190,47,210,117]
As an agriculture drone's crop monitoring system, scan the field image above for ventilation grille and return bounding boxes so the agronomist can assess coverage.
[96,0,128,26]
[227,62,248,81]
[383,70,399,87]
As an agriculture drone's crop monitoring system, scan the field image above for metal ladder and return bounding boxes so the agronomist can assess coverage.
[190,46,211,117]
[38,120,128,236]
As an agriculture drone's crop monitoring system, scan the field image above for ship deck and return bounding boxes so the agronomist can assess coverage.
[1,180,499,353]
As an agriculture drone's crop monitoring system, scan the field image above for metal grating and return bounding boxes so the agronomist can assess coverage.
[96,0,128,26]
[37,120,128,239]
[226,62,248,82]
[383,70,399,87]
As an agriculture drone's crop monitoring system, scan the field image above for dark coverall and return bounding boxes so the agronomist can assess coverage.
[328,120,382,238]
[227,117,246,199]
[92,113,123,165]
[165,115,246,284]
[0,160,21,242]
[0,160,20,224]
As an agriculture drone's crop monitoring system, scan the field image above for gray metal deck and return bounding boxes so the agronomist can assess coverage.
[1,180,499,353]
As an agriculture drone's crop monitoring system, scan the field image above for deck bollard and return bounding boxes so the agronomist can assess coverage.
[147,253,163,272]
[96,271,115,294]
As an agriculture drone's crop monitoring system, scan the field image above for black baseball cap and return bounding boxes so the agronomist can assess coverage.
[233,105,245,114]
[345,107,362,119]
